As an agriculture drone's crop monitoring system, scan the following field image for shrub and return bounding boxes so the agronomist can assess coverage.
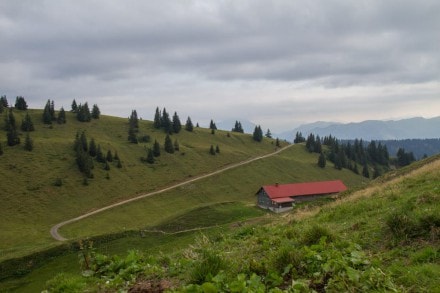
[190,251,225,284]
[300,225,335,245]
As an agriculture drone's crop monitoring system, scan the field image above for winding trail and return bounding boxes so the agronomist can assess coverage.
[50,144,293,241]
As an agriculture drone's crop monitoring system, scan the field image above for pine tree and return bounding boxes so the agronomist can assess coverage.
[275,138,280,147]
[318,152,326,168]
[24,133,33,151]
[153,140,161,157]
[80,131,88,152]
[71,99,78,112]
[294,132,305,143]
[353,163,359,174]
[209,145,216,155]
[21,112,35,132]
[215,145,220,153]
[57,107,66,124]
[232,121,244,133]
[153,107,161,129]
[43,100,53,124]
[146,148,155,164]
[14,96,28,110]
[211,129,215,135]
[265,129,272,138]
[185,116,194,132]
[89,138,97,157]
[252,125,263,142]
[50,100,56,121]
[362,163,370,178]
[91,104,100,119]
[172,112,182,133]
[373,165,381,179]
[164,134,174,153]
[0,143,3,156]
[114,151,120,161]
[0,95,8,108]
[161,108,172,133]
[77,102,91,122]
[5,108,20,146]
[0,100,3,114]
[209,119,217,130]
[196,122,200,128]
[128,126,138,144]
[104,161,110,171]
[117,160,122,168]
[106,150,113,162]
[96,144,105,163]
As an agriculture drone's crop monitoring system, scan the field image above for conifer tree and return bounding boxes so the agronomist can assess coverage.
[77,102,91,122]
[172,111,182,133]
[294,131,306,143]
[215,145,220,153]
[128,126,138,144]
[71,99,78,112]
[91,104,100,119]
[209,119,217,130]
[24,132,33,151]
[57,107,66,124]
[161,108,172,133]
[164,134,174,153]
[353,163,359,174]
[14,96,28,110]
[96,144,105,163]
[209,145,216,155]
[252,125,263,142]
[0,95,8,108]
[362,163,370,178]
[196,122,199,128]
[211,129,215,135]
[185,116,194,132]
[106,150,113,162]
[21,112,35,132]
[275,138,280,147]
[89,138,97,157]
[153,107,161,129]
[80,131,88,152]
[318,152,326,168]
[43,100,53,124]
[265,129,272,138]
[0,143,3,156]
[232,121,244,133]
[153,140,161,157]
[146,148,155,164]
[50,100,56,121]
[5,108,20,146]
[0,100,3,114]
[114,151,120,161]
[174,139,180,151]
[117,160,122,168]
[104,161,110,171]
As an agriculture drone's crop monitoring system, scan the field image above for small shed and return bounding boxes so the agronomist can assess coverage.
[256,180,347,213]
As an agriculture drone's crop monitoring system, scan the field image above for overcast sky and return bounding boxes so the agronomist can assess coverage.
[1,0,439,132]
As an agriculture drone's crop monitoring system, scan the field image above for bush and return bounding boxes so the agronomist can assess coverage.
[300,225,335,245]
[386,210,418,240]
[190,251,225,284]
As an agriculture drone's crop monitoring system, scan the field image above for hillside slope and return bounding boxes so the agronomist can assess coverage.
[41,155,440,292]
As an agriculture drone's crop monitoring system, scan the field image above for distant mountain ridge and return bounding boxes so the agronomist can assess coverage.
[279,116,440,141]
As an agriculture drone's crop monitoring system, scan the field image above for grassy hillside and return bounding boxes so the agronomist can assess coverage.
[0,108,366,264]
[0,108,284,260]
[39,155,440,292]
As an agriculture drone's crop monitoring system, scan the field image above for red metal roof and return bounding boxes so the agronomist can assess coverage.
[261,180,347,199]
[272,197,295,203]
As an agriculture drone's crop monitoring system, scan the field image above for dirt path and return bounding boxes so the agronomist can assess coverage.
[50,144,293,241]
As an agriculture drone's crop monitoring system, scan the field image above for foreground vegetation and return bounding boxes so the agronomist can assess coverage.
[41,156,440,292]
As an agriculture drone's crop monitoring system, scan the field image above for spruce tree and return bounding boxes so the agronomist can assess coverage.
[164,134,174,153]
[89,138,97,157]
[275,138,280,147]
[24,133,33,151]
[153,140,161,157]
[0,100,3,114]
[172,112,182,133]
[57,107,66,124]
[318,152,326,168]
[153,107,161,129]
[43,100,53,124]
[362,163,370,178]
[77,102,91,122]
[71,99,78,112]
[0,143,3,156]
[128,126,138,144]
[80,131,88,152]
[15,96,28,110]
[5,108,20,146]
[114,151,120,161]
[209,119,217,130]
[161,108,172,133]
[215,145,220,153]
[96,145,105,163]
[91,104,100,119]
[21,112,35,132]
[146,148,155,164]
[185,116,194,132]
[106,150,113,162]
[0,95,8,108]
[265,129,272,138]
[104,161,110,171]
[252,125,263,142]
[50,100,56,120]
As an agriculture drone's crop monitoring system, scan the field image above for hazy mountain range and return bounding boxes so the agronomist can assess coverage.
[278,117,440,141]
